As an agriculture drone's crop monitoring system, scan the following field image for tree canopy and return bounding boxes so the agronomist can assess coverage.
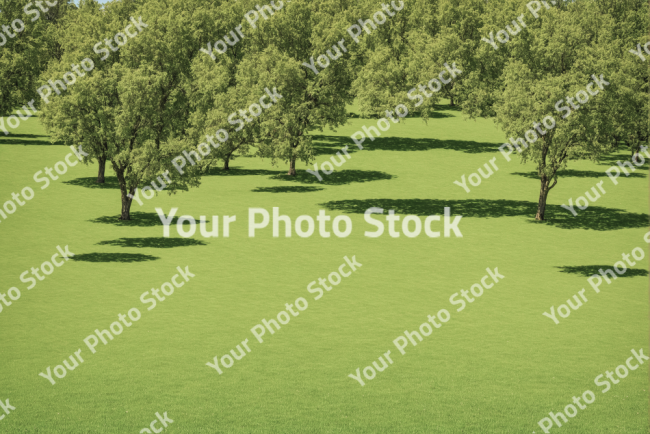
[3,0,646,221]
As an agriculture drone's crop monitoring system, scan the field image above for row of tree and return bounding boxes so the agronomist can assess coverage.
[0,0,647,221]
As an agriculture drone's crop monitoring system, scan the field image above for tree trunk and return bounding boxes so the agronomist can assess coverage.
[97,156,106,183]
[120,190,133,220]
[113,164,133,220]
[535,177,550,221]
[223,152,232,170]
[287,157,296,176]
[450,96,455,107]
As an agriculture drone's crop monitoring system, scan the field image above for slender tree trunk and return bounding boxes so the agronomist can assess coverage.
[288,156,296,176]
[113,164,133,220]
[448,83,456,106]
[97,156,106,183]
[223,152,232,170]
[535,177,550,221]
[120,189,133,220]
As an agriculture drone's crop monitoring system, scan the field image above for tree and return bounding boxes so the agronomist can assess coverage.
[463,0,645,220]
[351,0,445,119]
[408,0,486,109]
[187,0,263,172]
[39,0,141,184]
[236,0,356,175]
[40,0,213,219]
[349,0,487,123]
[593,0,649,157]
[201,85,265,171]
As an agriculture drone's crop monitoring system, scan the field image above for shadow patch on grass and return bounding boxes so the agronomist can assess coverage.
[271,170,393,185]
[64,176,120,189]
[0,136,54,146]
[97,237,207,248]
[557,265,648,277]
[202,165,391,185]
[3,113,40,118]
[420,111,456,119]
[252,186,324,193]
[65,177,189,192]
[90,212,209,227]
[352,111,454,120]
[346,103,459,119]
[0,133,46,138]
[311,134,499,155]
[204,167,284,177]
[71,253,159,263]
[596,153,648,167]
[513,170,646,179]
[320,198,649,231]
[312,136,358,157]
[431,103,463,112]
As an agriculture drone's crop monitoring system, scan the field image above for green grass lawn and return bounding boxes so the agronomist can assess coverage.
[0,103,648,433]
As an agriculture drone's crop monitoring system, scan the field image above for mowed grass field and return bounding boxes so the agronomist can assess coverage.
[0,103,648,433]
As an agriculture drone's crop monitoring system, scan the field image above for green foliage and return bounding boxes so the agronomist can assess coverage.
[0,0,74,114]
[191,0,356,174]
[459,0,648,218]
[39,0,216,218]
[352,0,441,117]
[8,0,648,220]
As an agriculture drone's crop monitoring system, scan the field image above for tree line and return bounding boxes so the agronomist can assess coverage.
[0,0,647,221]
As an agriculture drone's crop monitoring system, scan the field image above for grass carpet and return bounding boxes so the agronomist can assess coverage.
[0,103,648,433]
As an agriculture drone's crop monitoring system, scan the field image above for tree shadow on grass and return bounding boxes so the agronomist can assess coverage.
[513,170,646,179]
[203,165,392,185]
[203,167,283,177]
[64,176,120,189]
[557,265,648,277]
[310,134,499,155]
[1,133,46,138]
[353,111,454,120]
[90,212,209,227]
[0,136,55,146]
[65,177,189,192]
[414,110,457,119]
[596,152,648,167]
[345,104,459,119]
[319,198,649,231]
[2,113,40,118]
[97,237,206,248]
[252,186,324,193]
[271,170,394,185]
[71,253,159,263]
[312,136,360,157]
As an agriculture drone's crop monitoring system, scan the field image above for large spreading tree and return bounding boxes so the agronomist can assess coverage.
[40,0,214,219]
[463,0,647,220]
